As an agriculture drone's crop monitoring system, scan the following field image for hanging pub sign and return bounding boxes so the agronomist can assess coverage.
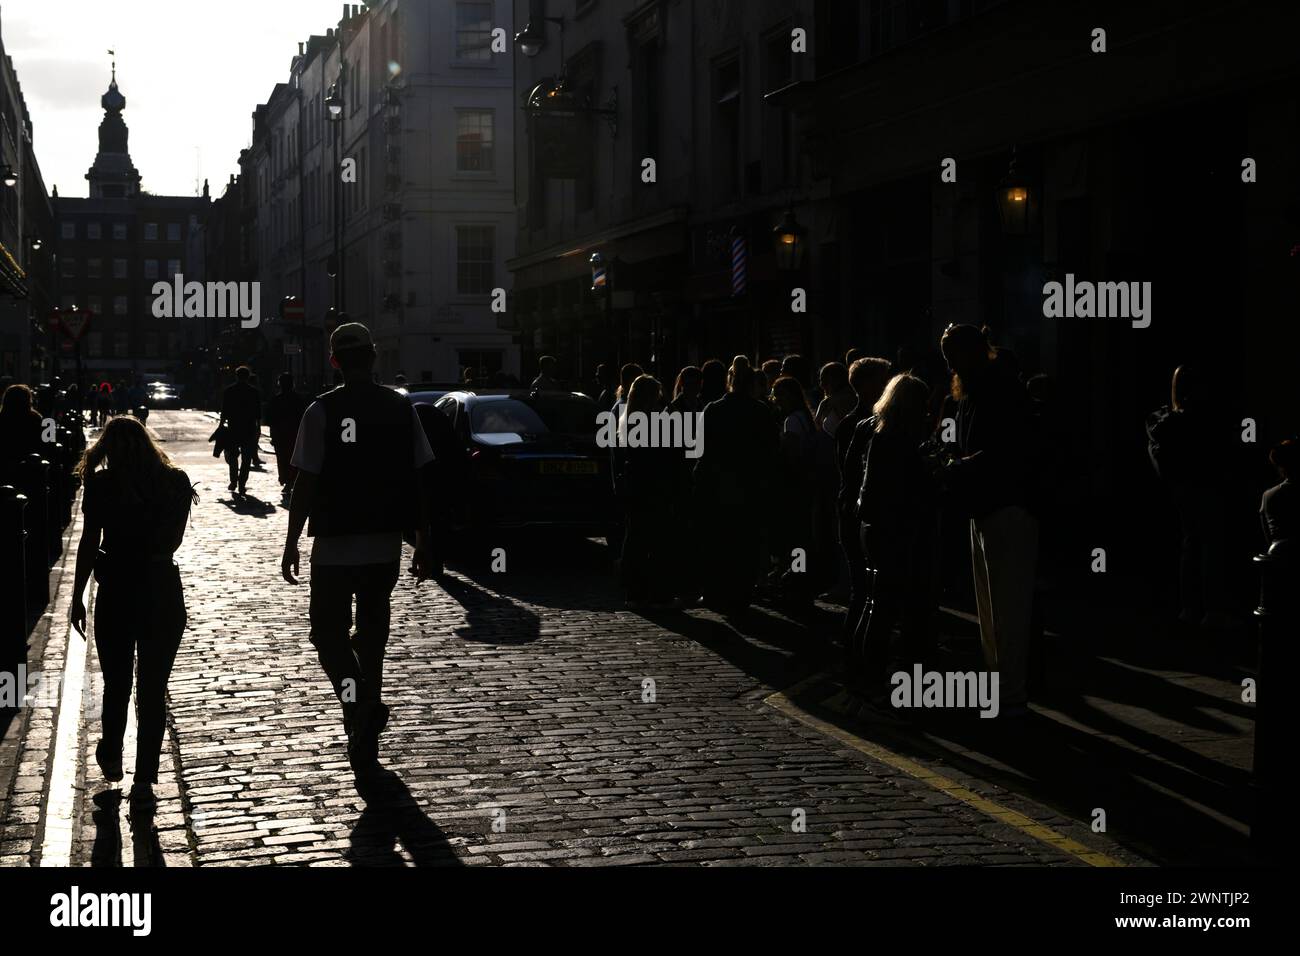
[527,77,590,180]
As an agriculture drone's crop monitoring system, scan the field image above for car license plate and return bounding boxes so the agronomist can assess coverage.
[539,460,598,475]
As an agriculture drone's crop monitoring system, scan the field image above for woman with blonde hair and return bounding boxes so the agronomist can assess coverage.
[69,415,197,810]
[849,373,941,697]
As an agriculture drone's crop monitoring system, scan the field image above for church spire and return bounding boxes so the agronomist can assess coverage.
[87,62,141,199]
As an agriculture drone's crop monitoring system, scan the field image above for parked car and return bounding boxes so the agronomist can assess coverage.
[400,382,466,406]
[418,390,618,543]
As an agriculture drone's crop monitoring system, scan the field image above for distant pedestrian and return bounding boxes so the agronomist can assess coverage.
[941,324,1039,715]
[1146,365,1236,629]
[815,362,856,437]
[531,355,561,391]
[280,322,435,781]
[615,375,681,607]
[849,374,941,696]
[668,366,702,415]
[699,359,727,408]
[95,383,112,426]
[693,363,778,612]
[772,375,825,604]
[836,357,894,638]
[612,362,644,417]
[267,373,309,492]
[760,359,782,399]
[219,366,262,496]
[69,416,197,811]
[1261,438,1299,554]
[0,384,45,482]
[595,363,616,407]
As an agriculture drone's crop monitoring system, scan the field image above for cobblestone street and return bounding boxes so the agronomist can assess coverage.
[2,412,1139,867]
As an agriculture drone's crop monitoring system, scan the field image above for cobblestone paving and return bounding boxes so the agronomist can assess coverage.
[9,411,1134,867]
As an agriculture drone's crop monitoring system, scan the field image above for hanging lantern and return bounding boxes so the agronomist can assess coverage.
[995,148,1036,236]
[773,209,807,271]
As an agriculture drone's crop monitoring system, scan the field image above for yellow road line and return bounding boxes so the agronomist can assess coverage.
[764,677,1125,868]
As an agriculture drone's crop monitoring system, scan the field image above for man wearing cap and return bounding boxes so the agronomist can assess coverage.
[280,321,435,779]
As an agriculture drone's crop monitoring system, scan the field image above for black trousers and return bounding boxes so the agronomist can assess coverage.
[849,519,939,691]
[224,430,258,489]
[309,561,400,727]
[839,506,867,642]
[94,563,186,784]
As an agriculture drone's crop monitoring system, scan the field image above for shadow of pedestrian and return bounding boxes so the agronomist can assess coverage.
[345,769,463,867]
[89,788,166,867]
[217,494,277,518]
[127,800,165,867]
[90,789,122,867]
[435,572,541,645]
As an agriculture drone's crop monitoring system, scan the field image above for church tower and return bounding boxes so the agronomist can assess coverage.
[86,61,142,198]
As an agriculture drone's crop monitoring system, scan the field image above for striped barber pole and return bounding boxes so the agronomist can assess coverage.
[731,228,747,297]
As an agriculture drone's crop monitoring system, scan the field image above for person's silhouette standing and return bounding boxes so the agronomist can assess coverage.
[69,416,196,811]
[220,366,261,495]
[267,372,309,494]
[280,322,435,780]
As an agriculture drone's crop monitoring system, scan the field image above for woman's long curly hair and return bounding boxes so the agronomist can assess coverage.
[75,416,196,506]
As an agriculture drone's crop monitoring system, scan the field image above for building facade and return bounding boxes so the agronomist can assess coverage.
[510,0,1300,610]
[231,0,519,392]
[0,11,54,384]
[53,68,209,392]
[508,0,819,387]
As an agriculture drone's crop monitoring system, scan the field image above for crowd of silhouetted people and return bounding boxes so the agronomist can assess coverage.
[3,329,1296,737]
[526,327,1299,718]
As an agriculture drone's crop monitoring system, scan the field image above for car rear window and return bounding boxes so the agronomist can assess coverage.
[469,398,597,437]
[471,400,548,436]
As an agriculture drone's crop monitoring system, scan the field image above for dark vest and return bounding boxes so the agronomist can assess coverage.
[308,383,416,538]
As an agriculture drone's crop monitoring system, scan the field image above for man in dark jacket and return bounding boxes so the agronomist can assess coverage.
[267,372,309,492]
[280,322,435,780]
[219,366,262,495]
[693,363,778,613]
[941,325,1038,715]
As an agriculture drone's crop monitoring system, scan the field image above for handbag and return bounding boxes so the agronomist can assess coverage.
[209,423,228,459]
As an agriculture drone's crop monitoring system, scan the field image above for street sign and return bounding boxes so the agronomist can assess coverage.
[58,309,93,341]
[281,296,305,322]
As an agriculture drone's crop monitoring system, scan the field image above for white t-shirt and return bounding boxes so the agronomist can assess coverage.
[291,401,436,566]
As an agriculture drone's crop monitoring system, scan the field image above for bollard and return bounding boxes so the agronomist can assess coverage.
[0,486,27,659]
[45,443,66,560]
[15,455,50,614]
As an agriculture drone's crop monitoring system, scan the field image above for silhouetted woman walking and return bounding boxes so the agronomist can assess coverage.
[69,416,197,811]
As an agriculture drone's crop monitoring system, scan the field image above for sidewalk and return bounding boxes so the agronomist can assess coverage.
[791,597,1257,866]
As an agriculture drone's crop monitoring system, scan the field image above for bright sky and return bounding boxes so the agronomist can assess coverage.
[2,0,345,198]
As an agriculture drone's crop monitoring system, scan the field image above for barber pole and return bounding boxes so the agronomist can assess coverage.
[731,227,747,297]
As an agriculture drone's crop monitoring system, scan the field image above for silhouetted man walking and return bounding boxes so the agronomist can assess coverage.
[267,372,309,495]
[220,366,261,495]
[280,322,434,779]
